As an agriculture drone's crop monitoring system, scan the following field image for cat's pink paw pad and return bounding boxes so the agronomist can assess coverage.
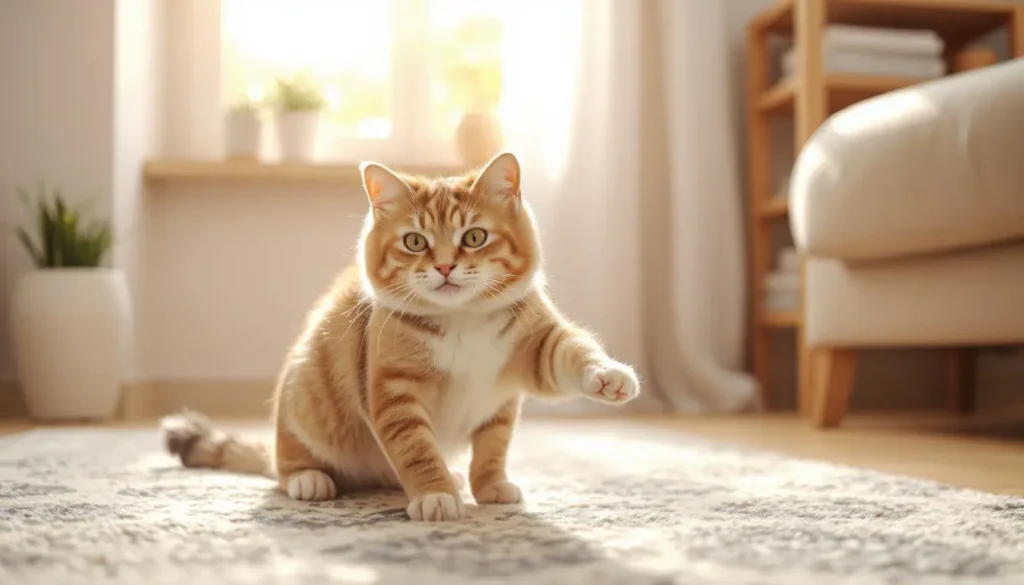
[582,362,640,405]
[474,480,523,505]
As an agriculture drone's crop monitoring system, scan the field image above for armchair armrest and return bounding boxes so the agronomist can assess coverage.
[789,58,1024,263]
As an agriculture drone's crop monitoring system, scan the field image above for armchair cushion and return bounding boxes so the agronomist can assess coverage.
[790,58,1024,263]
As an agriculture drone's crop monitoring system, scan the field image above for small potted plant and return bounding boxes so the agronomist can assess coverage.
[271,75,326,162]
[224,94,263,160]
[442,18,505,167]
[10,182,132,421]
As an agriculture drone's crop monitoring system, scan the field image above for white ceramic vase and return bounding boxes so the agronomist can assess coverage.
[11,268,133,421]
[225,110,262,160]
[276,110,320,161]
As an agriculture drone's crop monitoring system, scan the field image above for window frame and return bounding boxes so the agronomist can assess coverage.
[220,0,473,167]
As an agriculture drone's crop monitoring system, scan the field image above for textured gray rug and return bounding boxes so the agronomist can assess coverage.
[1,420,1023,585]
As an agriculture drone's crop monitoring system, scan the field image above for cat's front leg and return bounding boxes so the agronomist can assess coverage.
[469,398,524,505]
[527,320,641,406]
[368,373,464,522]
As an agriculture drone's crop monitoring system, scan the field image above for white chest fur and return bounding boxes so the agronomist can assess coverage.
[426,312,516,458]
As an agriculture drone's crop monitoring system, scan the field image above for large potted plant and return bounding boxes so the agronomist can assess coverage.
[271,75,326,162]
[10,182,132,421]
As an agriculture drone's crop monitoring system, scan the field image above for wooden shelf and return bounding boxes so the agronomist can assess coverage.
[143,160,462,186]
[761,310,801,328]
[746,0,1021,413]
[753,0,1016,49]
[758,74,932,115]
[760,197,790,219]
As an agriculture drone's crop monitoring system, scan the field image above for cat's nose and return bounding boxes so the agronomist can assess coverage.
[435,264,455,277]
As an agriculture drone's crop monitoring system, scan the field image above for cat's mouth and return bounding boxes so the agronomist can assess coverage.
[435,283,462,294]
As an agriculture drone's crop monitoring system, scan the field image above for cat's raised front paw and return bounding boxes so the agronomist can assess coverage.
[407,492,465,521]
[474,480,523,505]
[582,361,640,405]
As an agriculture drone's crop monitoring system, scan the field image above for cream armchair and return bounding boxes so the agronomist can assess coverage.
[790,58,1024,428]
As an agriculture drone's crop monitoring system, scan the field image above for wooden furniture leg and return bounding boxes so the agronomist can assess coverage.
[794,0,827,418]
[1011,7,1024,58]
[746,25,773,407]
[947,349,976,414]
[811,348,858,428]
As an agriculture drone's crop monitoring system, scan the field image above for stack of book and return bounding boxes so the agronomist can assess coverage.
[781,24,946,79]
[764,247,801,312]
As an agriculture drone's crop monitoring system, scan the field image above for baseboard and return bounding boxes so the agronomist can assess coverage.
[0,381,28,419]
[1,380,274,421]
[122,380,275,420]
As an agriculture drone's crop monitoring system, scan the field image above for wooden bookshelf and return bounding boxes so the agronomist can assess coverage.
[745,0,1023,414]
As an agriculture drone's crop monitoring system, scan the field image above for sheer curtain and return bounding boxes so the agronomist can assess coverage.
[501,0,761,414]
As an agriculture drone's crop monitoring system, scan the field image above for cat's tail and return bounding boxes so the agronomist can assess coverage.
[159,410,274,479]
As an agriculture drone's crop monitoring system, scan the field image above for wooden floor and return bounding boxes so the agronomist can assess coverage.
[2,412,1022,497]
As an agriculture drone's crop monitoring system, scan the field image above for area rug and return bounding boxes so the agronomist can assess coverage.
[1,420,1023,585]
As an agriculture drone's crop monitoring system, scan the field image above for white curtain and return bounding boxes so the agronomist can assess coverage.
[500,0,761,414]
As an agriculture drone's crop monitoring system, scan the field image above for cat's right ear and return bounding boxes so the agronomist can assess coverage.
[360,161,409,214]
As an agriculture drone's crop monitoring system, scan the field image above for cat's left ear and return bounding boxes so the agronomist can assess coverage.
[471,152,521,205]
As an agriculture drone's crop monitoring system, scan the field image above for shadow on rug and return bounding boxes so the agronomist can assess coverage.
[1,419,1022,584]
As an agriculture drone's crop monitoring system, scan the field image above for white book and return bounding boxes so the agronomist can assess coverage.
[764,271,801,292]
[822,24,944,58]
[782,47,946,79]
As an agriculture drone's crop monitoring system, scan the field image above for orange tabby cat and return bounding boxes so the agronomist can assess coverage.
[160,152,640,521]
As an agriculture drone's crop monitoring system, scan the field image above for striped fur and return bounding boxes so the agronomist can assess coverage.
[159,152,640,522]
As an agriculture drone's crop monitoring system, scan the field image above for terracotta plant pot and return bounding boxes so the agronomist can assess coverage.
[455,111,504,168]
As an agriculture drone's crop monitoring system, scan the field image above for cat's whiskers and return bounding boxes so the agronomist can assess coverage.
[339,281,407,318]
[481,279,534,336]
[337,284,406,342]
[376,287,417,354]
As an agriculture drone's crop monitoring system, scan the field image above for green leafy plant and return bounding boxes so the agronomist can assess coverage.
[271,75,326,112]
[438,16,503,113]
[15,182,113,268]
[228,95,262,114]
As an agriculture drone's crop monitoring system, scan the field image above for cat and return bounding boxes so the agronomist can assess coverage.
[159,152,640,522]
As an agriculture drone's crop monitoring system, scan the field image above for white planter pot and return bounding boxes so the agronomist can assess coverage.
[225,110,262,159]
[11,269,133,421]
[275,111,320,161]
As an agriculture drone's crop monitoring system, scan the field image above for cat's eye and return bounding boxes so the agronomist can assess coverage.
[403,233,428,253]
[461,228,487,248]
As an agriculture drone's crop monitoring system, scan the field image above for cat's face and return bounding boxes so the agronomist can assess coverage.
[358,153,541,313]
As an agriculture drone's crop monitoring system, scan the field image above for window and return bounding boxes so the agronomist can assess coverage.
[221,0,506,166]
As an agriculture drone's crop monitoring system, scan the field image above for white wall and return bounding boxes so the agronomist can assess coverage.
[0,0,165,391]
[0,0,117,383]
[143,183,368,379]
[114,0,167,381]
